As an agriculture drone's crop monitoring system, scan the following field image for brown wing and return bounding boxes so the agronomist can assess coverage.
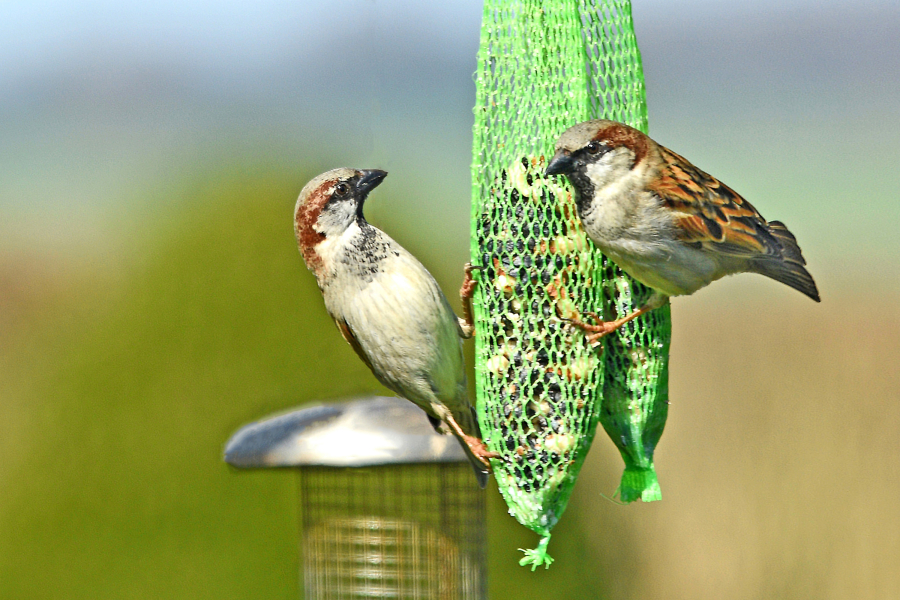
[650,146,783,260]
[334,318,376,372]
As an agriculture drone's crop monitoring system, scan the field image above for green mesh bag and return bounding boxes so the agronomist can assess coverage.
[469,0,672,569]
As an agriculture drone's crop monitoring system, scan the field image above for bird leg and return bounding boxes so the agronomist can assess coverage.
[568,293,669,347]
[445,414,499,469]
[458,262,480,339]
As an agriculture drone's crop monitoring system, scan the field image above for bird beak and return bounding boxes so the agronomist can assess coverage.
[545,152,575,176]
[355,169,388,195]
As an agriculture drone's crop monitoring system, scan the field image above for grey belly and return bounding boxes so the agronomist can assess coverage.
[603,242,730,297]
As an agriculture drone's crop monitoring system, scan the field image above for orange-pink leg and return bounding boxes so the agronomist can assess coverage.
[568,293,669,346]
[445,415,499,468]
[458,262,479,339]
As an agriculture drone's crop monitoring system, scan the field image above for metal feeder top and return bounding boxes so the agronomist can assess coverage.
[224,396,468,468]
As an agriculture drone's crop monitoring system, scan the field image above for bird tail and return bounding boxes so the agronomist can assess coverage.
[461,441,490,489]
[751,220,821,302]
[459,407,490,489]
[427,411,490,488]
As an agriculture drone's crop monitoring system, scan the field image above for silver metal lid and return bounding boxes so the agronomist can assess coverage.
[223,396,468,468]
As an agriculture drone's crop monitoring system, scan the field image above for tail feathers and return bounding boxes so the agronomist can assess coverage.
[461,442,490,489]
[752,221,820,302]
[427,411,489,488]
[461,406,490,489]
[768,221,806,264]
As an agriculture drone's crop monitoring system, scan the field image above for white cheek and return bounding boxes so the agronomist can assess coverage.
[315,235,341,264]
[316,221,362,267]
[315,200,357,236]
[585,159,613,186]
[586,150,645,199]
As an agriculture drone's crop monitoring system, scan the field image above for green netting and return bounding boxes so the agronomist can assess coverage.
[469,0,672,569]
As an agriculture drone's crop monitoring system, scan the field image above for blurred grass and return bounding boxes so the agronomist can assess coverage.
[2,159,899,599]
[573,285,900,600]
[0,164,379,599]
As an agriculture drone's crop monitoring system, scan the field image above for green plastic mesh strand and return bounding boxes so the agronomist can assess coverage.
[469,0,672,569]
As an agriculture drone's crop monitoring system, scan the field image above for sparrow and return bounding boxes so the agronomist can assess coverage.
[545,119,820,343]
[294,167,493,487]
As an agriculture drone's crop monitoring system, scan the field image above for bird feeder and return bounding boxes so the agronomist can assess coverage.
[224,396,487,600]
[470,0,671,568]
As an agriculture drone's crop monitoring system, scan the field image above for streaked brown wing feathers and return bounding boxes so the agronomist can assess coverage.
[652,146,780,258]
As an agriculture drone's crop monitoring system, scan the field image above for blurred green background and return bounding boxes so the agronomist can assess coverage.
[1,1,898,598]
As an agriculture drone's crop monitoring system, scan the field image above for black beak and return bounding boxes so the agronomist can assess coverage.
[356,169,388,195]
[545,152,576,176]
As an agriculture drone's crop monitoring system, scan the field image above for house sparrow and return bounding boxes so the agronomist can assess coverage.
[294,167,494,486]
[545,120,820,343]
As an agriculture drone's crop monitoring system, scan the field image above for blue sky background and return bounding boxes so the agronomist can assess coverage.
[2,0,898,291]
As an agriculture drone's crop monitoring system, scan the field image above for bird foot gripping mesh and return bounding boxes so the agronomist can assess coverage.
[470,0,672,568]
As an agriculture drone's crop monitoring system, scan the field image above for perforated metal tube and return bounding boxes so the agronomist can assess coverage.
[299,465,485,600]
[225,397,486,598]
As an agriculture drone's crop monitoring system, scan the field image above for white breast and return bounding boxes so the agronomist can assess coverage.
[580,164,724,297]
[322,232,466,414]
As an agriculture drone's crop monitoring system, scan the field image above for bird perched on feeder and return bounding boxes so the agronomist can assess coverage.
[545,119,820,344]
[294,167,493,487]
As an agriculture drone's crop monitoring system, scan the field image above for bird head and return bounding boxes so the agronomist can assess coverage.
[545,119,650,202]
[294,167,387,272]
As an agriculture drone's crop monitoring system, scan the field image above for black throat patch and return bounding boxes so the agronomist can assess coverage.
[567,169,595,218]
[337,220,399,283]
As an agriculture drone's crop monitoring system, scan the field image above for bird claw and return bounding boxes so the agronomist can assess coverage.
[565,300,664,347]
[565,312,619,344]
[464,435,499,469]
[458,263,481,339]
[446,414,497,470]
[461,263,480,295]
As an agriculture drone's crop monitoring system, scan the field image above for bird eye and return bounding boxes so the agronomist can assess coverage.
[334,182,350,196]
[586,141,603,155]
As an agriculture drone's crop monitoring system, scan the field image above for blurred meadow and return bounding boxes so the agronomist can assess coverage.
[1,1,898,598]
